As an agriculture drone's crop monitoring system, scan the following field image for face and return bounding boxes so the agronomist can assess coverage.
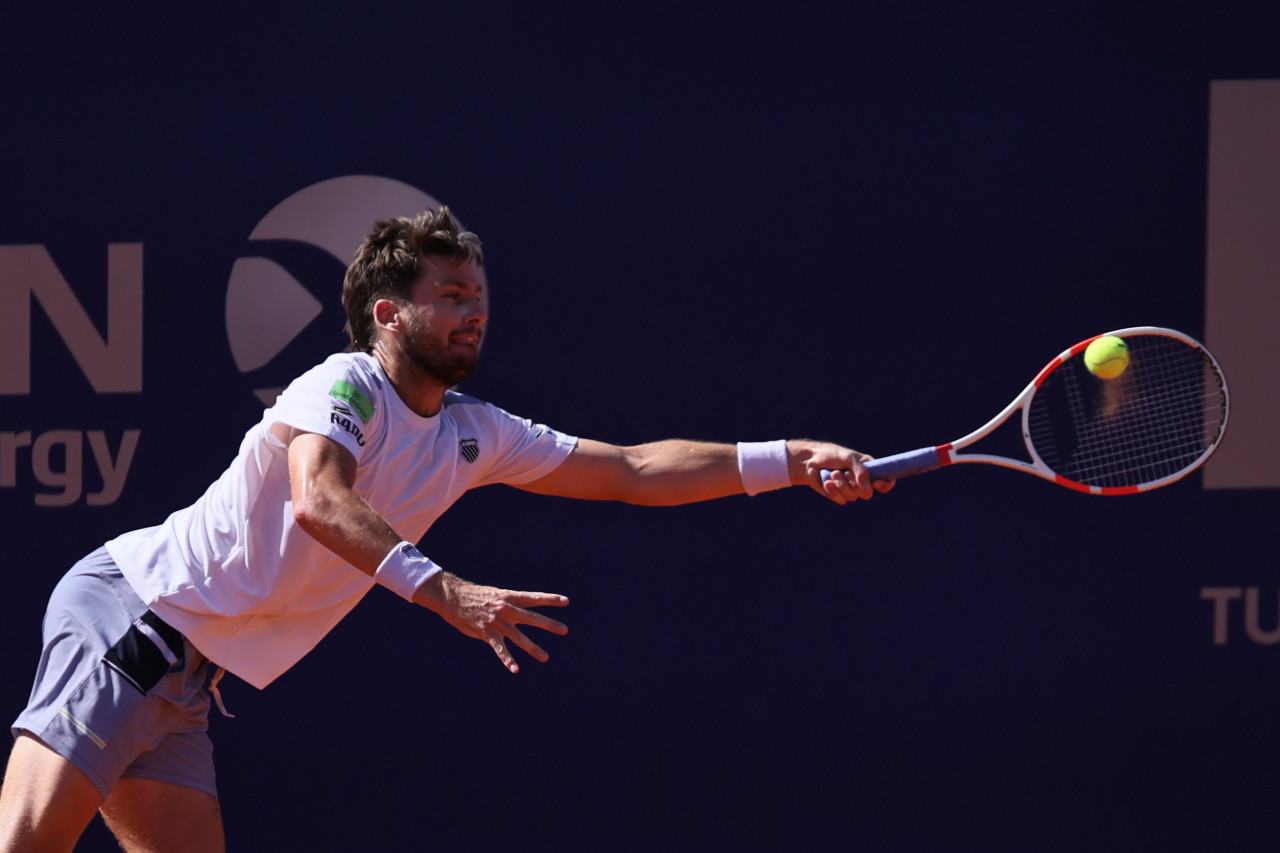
[386,256,489,388]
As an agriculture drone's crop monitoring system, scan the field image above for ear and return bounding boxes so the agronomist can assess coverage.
[372,298,405,336]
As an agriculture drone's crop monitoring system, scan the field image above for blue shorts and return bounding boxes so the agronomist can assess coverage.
[11,547,218,799]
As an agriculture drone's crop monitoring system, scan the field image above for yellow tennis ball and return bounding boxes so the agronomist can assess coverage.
[1084,335,1130,379]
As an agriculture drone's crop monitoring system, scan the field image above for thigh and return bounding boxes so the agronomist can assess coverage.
[100,776,226,853]
[0,732,104,852]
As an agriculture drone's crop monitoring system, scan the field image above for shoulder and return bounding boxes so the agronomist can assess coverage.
[442,390,525,427]
[326,352,388,413]
[265,353,389,452]
[322,351,385,390]
[442,389,492,412]
[286,352,388,408]
[442,390,576,455]
[285,352,380,390]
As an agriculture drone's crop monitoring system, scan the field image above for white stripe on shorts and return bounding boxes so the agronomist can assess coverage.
[58,708,107,749]
[134,618,180,667]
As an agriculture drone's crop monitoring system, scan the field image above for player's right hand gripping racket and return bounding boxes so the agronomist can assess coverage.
[822,327,1230,495]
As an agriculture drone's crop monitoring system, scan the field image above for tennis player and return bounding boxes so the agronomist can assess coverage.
[0,208,891,852]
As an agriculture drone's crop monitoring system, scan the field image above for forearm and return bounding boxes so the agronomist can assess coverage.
[615,439,747,505]
[616,438,873,503]
[520,436,883,505]
[293,485,402,577]
[620,438,886,505]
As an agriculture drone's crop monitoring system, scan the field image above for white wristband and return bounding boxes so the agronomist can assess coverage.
[736,440,791,496]
[375,542,443,602]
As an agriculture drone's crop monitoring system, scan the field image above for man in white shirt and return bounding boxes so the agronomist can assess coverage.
[0,208,891,852]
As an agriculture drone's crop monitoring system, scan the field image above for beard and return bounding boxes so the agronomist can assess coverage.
[402,323,480,388]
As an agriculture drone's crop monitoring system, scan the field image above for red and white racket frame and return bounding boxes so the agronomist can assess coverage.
[825,326,1230,496]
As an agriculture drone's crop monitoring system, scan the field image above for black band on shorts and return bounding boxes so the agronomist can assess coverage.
[139,610,184,660]
[103,611,186,695]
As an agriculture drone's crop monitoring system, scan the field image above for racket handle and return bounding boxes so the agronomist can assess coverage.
[820,446,945,484]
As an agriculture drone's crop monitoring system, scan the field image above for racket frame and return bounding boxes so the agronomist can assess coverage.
[857,326,1229,496]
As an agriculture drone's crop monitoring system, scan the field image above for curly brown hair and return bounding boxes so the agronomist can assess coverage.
[342,207,484,352]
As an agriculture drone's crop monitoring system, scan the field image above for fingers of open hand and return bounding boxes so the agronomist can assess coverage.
[497,627,549,671]
[486,594,569,674]
[487,636,520,673]
[507,591,570,611]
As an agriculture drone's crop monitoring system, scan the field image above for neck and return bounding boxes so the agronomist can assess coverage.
[372,347,449,417]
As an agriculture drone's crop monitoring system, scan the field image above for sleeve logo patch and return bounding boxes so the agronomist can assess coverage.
[459,438,480,463]
[329,380,375,424]
[330,407,367,447]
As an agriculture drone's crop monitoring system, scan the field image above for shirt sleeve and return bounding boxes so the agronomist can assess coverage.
[264,356,380,462]
[461,400,578,486]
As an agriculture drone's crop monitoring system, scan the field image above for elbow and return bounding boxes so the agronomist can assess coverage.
[291,489,337,540]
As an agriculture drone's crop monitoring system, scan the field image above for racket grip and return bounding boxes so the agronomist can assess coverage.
[820,446,945,484]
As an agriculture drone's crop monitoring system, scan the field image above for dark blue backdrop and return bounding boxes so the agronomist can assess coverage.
[3,2,1279,850]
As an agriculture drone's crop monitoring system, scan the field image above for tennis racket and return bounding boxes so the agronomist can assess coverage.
[823,327,1229,495]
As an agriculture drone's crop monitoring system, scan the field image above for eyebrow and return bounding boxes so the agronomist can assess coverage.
[435,278,482,292]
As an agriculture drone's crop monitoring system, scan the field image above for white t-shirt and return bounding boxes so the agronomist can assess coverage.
[106,352,578,688]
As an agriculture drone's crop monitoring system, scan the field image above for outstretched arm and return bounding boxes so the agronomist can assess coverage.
[515,438,893,506]
[283,428,568,673]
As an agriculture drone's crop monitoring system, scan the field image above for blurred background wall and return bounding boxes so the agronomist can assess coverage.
[2,3,1278,849]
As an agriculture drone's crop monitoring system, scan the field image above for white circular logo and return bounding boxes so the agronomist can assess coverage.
[225,175,441,405]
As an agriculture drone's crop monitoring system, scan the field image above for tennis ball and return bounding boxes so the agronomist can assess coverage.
[1084,335,1130,379]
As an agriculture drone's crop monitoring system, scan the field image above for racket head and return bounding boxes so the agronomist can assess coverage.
[1021,327,1229,494]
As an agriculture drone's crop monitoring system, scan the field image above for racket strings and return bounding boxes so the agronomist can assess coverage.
[1042,374,1219,486]
[1026,336,1228,488]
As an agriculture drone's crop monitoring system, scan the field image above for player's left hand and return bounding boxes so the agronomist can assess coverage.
[786,440,895,505]
[413,572,570,673]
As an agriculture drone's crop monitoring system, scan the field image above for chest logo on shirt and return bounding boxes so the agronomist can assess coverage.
[459,438,480,464]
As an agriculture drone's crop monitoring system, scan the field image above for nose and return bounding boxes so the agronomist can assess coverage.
[464,297,488,325]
